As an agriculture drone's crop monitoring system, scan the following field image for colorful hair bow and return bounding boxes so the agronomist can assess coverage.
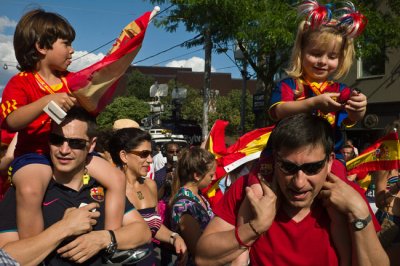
[336,1,368,38]
[298,0,367,38]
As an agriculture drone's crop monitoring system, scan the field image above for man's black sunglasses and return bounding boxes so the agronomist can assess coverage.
[277,155,328,175]
[128,150,152,159]
[49,133,90,150]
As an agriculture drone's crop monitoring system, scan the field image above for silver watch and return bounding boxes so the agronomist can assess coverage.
[351,214,372,231]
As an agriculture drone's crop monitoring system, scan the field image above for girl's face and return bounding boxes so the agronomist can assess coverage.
[301,36,342,83]
[42,38,74,72]
[124,140,153,178]
[197,162,216,190]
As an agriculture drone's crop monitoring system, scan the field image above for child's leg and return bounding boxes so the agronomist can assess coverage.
[87,156,125,230]
[13,163,52,239]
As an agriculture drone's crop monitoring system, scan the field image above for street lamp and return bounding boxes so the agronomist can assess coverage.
[234,46,248,135]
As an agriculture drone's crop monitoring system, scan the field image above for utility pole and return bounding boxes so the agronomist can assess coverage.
[240,62,247,135]
[202,25,212,140]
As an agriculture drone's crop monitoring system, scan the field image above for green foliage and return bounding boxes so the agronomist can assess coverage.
[125,69,155,100]
[96,96,150,129]
[209,89,255,135]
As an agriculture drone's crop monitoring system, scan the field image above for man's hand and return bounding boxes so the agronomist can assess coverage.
[57,230,109,263]
[245,175,278,234]
[318,173,369,221]
[61,203,100,237]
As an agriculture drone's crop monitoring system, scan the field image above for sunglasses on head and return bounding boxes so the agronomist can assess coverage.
[49,133,89,150]
[276,155,328,176]
[128,150,152,159]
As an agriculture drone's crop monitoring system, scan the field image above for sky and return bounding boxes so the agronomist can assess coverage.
[0,0,245,94]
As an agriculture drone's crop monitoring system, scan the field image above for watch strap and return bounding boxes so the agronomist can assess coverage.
[106,230,117,254]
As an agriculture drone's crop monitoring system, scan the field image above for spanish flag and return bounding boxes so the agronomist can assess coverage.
[65,9,156,115]
[203,120,274,200]
[347,132,400,175]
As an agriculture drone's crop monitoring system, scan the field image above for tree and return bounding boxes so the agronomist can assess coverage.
[96,96,150,129]
[125,69,155,100]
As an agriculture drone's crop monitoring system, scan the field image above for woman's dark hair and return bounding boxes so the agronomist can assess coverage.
[14,9,75,71]
[108,127,151,167]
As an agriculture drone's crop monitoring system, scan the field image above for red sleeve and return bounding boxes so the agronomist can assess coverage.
[0,73,31,127]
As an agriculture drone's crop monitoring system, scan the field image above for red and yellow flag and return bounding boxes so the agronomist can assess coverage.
[65,10,153,115]
[347,132,400,175]
[203,120,274,199]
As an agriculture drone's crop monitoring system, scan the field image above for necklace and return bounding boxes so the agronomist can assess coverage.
[136,191,144,200]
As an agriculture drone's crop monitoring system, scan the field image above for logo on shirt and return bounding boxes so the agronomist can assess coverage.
[42,198,60,206]
[90,186,105,202]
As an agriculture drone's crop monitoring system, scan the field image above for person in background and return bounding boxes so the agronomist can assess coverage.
[109,128,187,266]
[341,144,356,163]
[196,113,387,266]
[346,139,359,156]
[373,119,400,264]
[169,147,216,266]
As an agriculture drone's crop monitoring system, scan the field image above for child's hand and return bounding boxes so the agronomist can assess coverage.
[46,93,77,112]
[344,90,367,115]
[312,93,342,113]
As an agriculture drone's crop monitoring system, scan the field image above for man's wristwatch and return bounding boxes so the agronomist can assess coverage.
[105,230,118,254]
[351,214,372,231]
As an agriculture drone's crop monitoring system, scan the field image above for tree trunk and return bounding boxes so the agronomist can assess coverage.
[202,26,212,140]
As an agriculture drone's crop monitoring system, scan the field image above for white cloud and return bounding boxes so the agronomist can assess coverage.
[0,16,17,32]
[166,56,216,72]
[68,51,105,72]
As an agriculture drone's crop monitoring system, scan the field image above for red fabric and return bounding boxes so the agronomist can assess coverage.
[65,11,151,115]
[0,72,69,157]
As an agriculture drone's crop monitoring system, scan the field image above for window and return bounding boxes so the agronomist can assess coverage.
[357,51,385,78]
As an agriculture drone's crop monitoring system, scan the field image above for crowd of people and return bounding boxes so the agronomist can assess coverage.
[0,0,399,265]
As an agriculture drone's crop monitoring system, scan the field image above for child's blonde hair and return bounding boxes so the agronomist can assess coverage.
[285,21,355,80]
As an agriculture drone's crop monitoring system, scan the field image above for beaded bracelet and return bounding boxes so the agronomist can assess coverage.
[234,226,251,249]
[249,220,261,237]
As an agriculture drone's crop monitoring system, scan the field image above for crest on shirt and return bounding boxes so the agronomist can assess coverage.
[90,186,105,202]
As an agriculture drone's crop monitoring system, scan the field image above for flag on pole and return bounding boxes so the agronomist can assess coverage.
[346,132,400,175]
[64,8,157,115]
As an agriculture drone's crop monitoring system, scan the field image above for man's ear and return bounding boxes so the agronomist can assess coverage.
[88,137,97,153]
[327,152,335,172]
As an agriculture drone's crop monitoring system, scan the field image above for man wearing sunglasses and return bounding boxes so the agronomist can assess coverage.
[0,107,151,265]
[196,113,388,266]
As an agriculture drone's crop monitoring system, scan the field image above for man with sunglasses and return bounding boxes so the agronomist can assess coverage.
[196,113,388,266]
[0,107,152,265]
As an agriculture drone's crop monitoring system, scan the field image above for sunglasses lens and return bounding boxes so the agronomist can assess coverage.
[280,161,298,175]
[302,161,325,175]
[140,151,152,158]
[68,139,88,149]
[49,134,64,146]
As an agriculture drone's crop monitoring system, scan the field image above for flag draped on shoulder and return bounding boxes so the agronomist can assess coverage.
[203,120,274,202]
[65,9,155,115]
[346,132,400,175]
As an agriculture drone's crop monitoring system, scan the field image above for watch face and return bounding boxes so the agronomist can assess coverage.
[355,220,364,229]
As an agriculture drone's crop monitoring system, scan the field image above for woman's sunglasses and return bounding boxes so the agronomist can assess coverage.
[276,155,328,176]
[128,150,152,159]
[49,133,89,150]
